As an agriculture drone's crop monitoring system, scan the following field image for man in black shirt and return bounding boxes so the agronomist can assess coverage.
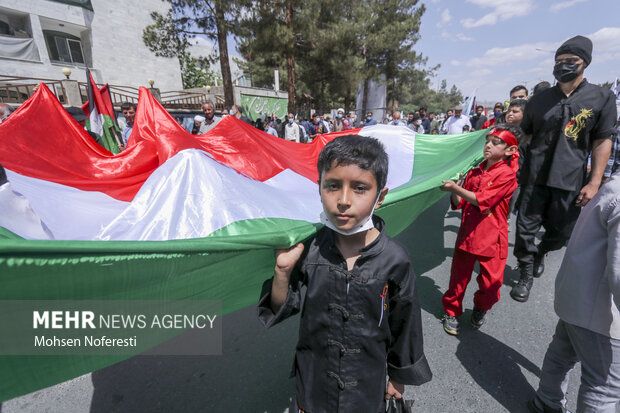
[511,35,617,303]
[470,105,487,131]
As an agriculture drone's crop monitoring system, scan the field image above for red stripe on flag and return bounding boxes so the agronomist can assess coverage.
[0,84,356,202]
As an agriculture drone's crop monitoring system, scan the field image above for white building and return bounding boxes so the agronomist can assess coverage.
[0,0,183,90]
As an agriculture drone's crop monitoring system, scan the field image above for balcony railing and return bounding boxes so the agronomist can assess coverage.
[0,75,219,111]
[0,75,67,104]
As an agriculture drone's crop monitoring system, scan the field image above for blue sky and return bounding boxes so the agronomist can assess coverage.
[417,0,620,103]
[191,0,620,105]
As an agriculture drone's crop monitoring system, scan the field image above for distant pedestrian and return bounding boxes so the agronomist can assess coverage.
[364,111,378,126]
[198,101,222,134]
[442,104,472,134]
[470,105,487,131]
[388,111,405,126]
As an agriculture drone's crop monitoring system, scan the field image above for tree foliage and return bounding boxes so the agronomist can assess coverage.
[143,0,464,115]
[237,0,462,116]
[179,51,222,89]
[142,0,235,106]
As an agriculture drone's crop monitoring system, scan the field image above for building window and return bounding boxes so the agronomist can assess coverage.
[0,10,31,38]
[43,30,85,65]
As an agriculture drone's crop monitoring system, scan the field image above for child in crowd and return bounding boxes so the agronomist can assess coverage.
[258,135,432,412]
[440,124,520,335]
[505,99,527,220]
[505,99,526,127]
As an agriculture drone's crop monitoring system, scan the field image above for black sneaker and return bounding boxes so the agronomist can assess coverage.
[442,314,459,335]
[527,395,570,413]
[470,308,487,329]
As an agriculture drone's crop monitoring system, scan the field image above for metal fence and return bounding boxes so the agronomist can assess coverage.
[0,75,67,104]
[0,75,219,111]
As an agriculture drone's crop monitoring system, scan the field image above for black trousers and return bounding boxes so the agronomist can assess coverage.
[514,185,581,264]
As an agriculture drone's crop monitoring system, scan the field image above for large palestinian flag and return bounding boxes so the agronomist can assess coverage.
[0,84,485,401]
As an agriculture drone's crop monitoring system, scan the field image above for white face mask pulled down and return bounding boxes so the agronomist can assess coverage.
[319,191,382,236]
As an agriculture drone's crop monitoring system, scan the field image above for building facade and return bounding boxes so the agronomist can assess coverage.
[0,0,183,90]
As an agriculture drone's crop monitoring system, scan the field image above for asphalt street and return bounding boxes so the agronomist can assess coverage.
[3,195,618,413]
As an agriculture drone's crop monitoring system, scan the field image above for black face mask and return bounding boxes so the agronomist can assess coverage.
[553,62,581,83]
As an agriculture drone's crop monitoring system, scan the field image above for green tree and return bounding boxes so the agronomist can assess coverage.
[236,0,305,113]
[142,0,236,106]
[178,51,222,89]
[236,0,461,117]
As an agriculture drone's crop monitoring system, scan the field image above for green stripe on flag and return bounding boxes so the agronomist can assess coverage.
[85,115,120,154]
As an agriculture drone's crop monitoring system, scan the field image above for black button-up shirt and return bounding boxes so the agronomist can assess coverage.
[520,79,617,191]
[258,216,432,412]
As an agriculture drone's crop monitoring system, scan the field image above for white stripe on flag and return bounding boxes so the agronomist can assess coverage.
[5,127,415,241]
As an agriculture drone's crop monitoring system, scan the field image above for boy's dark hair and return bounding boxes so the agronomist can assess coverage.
[317,135,388,191]
[508,98,527,111]
[492,122,523,144]
[476,105,484,111]
[121,102,137,111]
[510,85,528,97]
[533,81,551,95]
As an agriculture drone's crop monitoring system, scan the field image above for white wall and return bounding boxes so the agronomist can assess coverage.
[0,0,183,90]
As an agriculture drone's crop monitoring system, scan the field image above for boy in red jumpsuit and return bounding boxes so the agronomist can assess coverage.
[440,123,520,335]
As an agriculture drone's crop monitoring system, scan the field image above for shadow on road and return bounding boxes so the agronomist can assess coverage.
[455,314,540,412]
[90,305,298,413]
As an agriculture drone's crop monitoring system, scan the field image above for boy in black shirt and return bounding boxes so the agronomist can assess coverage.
[258,135,432,412]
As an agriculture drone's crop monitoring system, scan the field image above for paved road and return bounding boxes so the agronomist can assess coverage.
[3,196,618,412]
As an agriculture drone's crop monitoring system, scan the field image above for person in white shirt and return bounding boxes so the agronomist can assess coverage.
[442,104,472,134]
[284,113,303,142]
[198,101,222,134]
[388,111,406,126]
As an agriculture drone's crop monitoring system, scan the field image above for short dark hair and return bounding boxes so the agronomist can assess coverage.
[494,102,504,109]
[510,85,528,97]
[476,105,484,111]
[508,98,527,112]
[233,104,243,114]
[419,107,427,112]
[317,135,388,191]
[121,102,137,111]
[492,122,523,144]
[533,81,551,95]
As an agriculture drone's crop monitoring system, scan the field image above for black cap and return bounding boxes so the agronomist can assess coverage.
[66,106,87,122]
[555,35,592,66]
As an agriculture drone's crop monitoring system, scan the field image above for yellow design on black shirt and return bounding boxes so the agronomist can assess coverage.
[564,108,593,141]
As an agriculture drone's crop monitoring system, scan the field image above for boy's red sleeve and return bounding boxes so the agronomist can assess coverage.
[450,171,472,211]
[475,169,517,213]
